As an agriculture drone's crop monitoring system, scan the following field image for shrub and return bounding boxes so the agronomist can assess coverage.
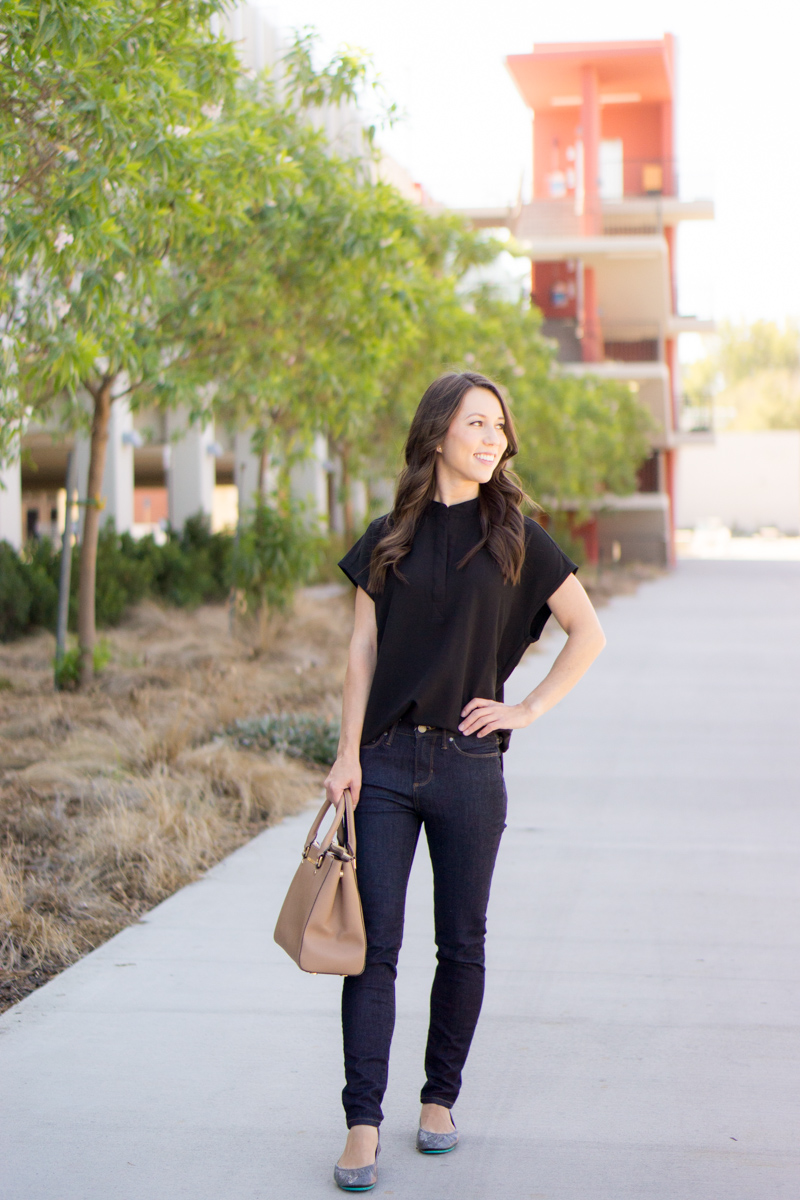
[310,531,347,584]
[150,516,232,609]
[232,714,340,765]
[94,527,154,626]
[54,638,111,690]
[0,542,33,640]
[0,538,62,641]
[231,500,320,616]
[0,508,318,641]
[23,538,60,629]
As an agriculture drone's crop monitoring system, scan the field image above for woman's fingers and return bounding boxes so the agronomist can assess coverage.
[459,702,499,735]
[459,701,535,735]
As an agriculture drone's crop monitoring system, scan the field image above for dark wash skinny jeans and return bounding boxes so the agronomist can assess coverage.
[341,719,507,1129]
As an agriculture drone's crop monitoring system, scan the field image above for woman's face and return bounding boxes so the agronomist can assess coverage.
[437,387,509,485]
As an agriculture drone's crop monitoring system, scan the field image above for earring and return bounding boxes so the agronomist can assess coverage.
[436,446,442,453]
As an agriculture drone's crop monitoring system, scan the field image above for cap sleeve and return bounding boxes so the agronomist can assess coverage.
[338,516,388,598]
[524,519,579,642]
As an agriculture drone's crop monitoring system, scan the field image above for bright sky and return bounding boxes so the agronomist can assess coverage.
[256,0,800,340]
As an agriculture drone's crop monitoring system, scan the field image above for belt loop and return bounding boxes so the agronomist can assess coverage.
[385,722,398,747]
[441,727,447,750]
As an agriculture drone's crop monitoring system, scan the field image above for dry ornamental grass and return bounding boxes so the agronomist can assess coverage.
[0,586,353,1012]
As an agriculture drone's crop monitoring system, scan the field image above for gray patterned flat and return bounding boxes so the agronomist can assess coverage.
[417,1120,459,1154]
[333,1139,380,1191]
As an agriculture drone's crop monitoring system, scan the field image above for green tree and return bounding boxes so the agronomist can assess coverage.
[717,320,800,385]
[684,320,800,431]
[0,1,248,681]
[0,4,359,683]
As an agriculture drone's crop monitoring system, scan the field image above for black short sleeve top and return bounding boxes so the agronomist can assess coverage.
[338,496,578,751]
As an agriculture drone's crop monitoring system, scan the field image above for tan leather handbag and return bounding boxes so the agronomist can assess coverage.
[274,789,366,976]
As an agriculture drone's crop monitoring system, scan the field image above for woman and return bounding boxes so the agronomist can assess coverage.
[327,371,606,1191]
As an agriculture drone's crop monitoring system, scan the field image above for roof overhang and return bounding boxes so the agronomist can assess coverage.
[506,37,674,112]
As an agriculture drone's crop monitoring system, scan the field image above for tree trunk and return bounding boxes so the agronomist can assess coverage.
[77,377,114,687]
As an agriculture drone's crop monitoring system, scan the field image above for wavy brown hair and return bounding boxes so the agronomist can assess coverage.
[368,371,531,592]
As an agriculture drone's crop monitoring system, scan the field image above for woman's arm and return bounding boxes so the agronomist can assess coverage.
[458,572,606,737]
[324,586,378,805]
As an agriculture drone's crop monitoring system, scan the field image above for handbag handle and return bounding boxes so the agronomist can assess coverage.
[302,789,356,865]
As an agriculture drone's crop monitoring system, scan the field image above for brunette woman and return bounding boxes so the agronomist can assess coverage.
[326,371,606,1191]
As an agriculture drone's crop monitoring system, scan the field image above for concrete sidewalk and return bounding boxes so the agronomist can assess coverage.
[1,560,799,1199]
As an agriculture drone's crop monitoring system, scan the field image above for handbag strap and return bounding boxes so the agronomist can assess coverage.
[341,787,356,858]
[302,789,357,863]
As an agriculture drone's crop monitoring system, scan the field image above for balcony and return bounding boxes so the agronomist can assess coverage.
[453,156,713,241]
[515,226,666,262]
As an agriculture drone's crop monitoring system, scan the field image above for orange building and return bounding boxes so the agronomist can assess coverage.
[467,35,714,565]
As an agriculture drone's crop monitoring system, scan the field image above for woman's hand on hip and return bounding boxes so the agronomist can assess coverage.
[459,696,541,737]
[324,755,363,807]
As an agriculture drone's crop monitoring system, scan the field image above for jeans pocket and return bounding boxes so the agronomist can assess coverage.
[449,732,500,759]
[361,732,386,750]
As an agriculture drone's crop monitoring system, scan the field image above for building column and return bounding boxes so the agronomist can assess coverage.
[166,409,216,531]
[74,385,135,536]
[103,390,135,534]
[290,433,329,529]
[351,479,368,530]
[580,65,601,236]
[581,264,602,362]
[665,336,680,430]
[663,446,677,567]
[234,430,262,519]
[664,225,677,312]
[0,443,22,550]
[579,66,602,364]
[660,33,675,198]
[234,430,279,517]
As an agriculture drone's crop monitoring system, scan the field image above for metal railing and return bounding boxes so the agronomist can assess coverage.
[602,223,661,237]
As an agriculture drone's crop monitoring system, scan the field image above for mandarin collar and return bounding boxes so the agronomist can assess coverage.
[428,496,480,518]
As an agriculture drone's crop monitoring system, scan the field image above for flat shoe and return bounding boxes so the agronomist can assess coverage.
[334,1139,380,1191]
[417,1120,458,1154]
